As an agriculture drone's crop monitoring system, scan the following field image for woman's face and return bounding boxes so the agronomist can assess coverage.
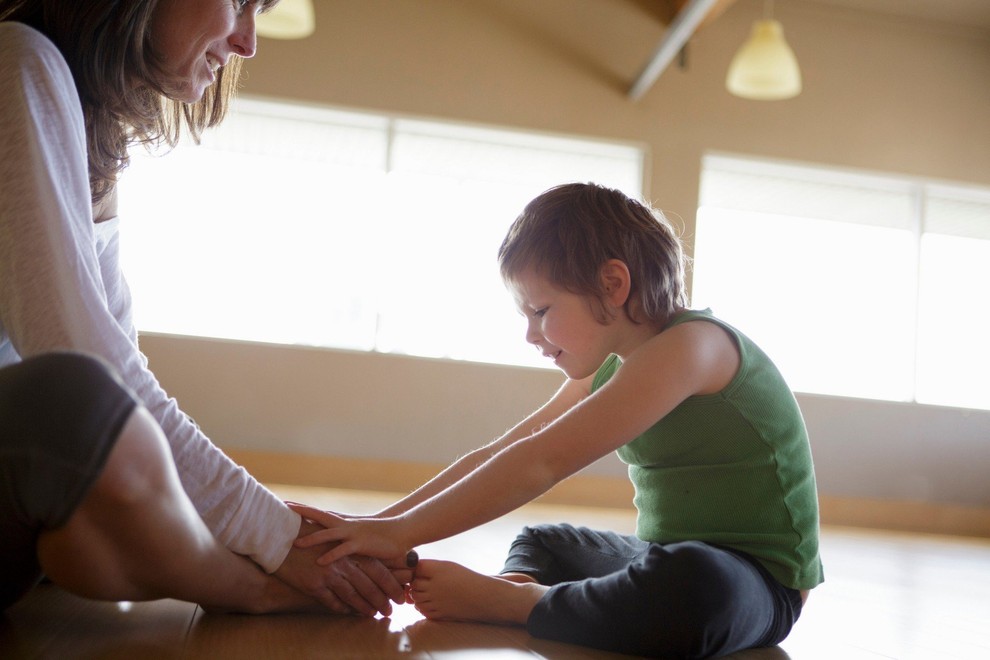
[150,0,263,102]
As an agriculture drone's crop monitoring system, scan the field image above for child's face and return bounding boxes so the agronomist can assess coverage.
[508,269,614,381]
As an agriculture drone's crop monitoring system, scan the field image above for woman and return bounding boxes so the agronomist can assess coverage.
[0,0,410,614]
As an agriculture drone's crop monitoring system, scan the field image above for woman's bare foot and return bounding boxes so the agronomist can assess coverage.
[409,559,548,625]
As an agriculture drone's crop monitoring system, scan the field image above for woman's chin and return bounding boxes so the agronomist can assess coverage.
[161,79,208,104]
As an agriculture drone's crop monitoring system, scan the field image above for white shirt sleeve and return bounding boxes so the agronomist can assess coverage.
[0,23,300,573]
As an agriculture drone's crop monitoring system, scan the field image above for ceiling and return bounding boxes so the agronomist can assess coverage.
[651,0,990,32]
[809,0,990,30]
[630,0,989,100]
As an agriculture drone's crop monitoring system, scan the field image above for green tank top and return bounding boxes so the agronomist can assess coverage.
[594,309,824,590]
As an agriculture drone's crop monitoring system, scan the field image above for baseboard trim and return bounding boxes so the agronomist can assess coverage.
[226,449,990,538]
[225,448,635,509]
[817,494,990,538]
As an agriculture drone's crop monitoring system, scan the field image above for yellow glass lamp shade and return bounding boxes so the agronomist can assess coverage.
[726,19,801,100]
[256,0,315,40]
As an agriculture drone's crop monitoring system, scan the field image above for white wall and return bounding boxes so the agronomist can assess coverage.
[141,334,990,508]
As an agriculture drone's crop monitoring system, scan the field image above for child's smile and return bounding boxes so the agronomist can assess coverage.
[508,269,614,380]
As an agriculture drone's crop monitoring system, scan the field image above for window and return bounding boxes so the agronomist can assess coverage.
[118,97,645,369]
[692,154,990,411]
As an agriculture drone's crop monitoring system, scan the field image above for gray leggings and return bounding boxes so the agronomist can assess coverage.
[502,523,803,659]
[0,352,137,610]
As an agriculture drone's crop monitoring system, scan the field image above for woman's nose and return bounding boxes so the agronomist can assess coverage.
[230,13,258,58]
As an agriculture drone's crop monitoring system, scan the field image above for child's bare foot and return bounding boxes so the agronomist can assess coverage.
[409,559,548,625]
[499,571,539,584]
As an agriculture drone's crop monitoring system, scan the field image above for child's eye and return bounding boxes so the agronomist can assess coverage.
[533,307,548,318]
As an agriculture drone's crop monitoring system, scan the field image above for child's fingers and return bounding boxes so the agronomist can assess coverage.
[294,527,343,548]
[287,502,342,527]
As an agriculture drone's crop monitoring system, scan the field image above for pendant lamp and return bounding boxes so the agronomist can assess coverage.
[256,0,315,40]
[726,0,801,100]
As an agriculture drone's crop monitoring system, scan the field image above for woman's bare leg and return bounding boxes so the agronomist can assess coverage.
[409,559,548,625]
[35,407,313,613]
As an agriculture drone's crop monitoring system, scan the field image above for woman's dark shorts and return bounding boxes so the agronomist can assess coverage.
[0,352,137,610]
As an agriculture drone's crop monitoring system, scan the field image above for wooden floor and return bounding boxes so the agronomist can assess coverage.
[3,484,989,659]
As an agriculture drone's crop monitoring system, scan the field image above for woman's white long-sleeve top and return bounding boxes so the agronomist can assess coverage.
[0,22,300,572]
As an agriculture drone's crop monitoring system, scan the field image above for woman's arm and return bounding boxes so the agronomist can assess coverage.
[0,24,404,615]
[0,23,297,572]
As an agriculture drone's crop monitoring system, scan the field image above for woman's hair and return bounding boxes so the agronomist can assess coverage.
[0,0,274,204]
[498,182,688,328]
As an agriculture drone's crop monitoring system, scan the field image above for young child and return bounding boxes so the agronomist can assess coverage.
[291,182,823,658]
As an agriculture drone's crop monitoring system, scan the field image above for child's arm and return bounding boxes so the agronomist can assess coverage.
[294,321,738,565]
[370,376,593,518]
[282,378,591,526]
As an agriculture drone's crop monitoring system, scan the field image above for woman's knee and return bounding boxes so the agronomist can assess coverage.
[0,353,140,605]
[1,352,135,443]
[3,351,119,393]
[90,407,175,506]
[34,409,181,602]
[0,352,139,527]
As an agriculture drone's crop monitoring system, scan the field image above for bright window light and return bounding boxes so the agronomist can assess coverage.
[693,154,990,411]
[916,187,990,409]
[118,97,645,369]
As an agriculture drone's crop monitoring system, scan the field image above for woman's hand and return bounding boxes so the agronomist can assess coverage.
[288,502,415,567]
[274,513,410,616]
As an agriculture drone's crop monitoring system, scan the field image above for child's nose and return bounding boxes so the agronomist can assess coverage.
[525,321,543,346]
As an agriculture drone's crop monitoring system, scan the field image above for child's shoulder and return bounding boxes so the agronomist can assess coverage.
[655,309,737,350]
[660,309,741,351]
[632,310,742,396]
[665,308,722,331]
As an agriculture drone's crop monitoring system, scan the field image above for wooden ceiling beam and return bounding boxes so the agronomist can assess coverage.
[627,0,737,100]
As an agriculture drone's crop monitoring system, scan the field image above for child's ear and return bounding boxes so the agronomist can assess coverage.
[600,259,632,307]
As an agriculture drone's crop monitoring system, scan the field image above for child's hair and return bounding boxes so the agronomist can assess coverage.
[498,182,688,327]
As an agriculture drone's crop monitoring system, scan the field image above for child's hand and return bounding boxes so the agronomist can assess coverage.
[288,502,413,566]
[283,500,372,521]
